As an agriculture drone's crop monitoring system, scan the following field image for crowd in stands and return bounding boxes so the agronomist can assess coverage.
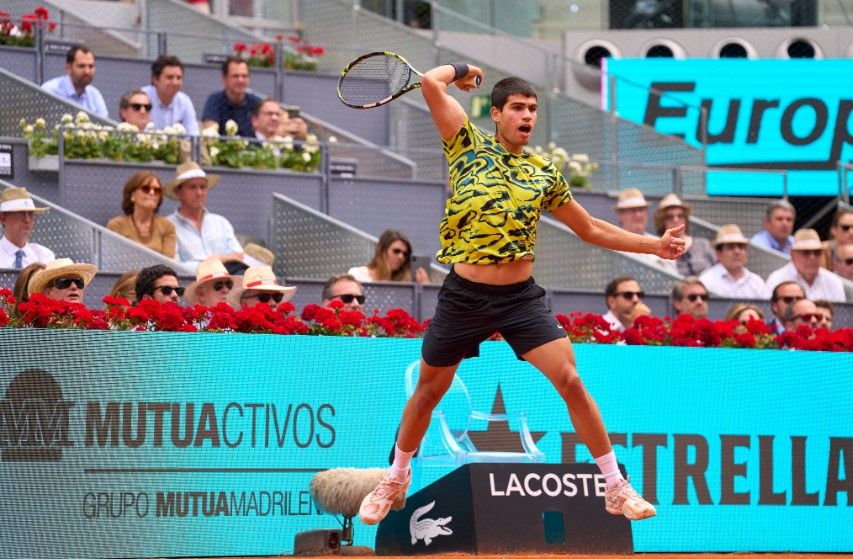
[1,42,849,344]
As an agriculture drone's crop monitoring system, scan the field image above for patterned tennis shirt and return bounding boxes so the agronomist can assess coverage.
[437,120,573,264]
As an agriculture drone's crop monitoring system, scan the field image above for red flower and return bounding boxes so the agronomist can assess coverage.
[47,21,56,32]
[308,45,325,56]
[33,7,49,20]
[288,35,300,43]
[19,20,33,33]
[233,41,247,53]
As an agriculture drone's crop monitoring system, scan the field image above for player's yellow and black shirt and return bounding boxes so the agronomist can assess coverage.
[437,119,573,264]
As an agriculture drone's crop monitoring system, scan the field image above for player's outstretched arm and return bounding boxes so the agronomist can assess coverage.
[552,199,686,258]
[421,63,484,140]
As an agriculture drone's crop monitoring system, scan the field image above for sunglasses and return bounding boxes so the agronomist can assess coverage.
[836,257,853,266]
[686,293,709,302]
[243,292,284,304]
[775,295,804,304]
[155,286,184,297]
[212,280,234,291]
[794,313,818,322]
[50,277,84,290]
[138,184,162,196]
[129,103,153,112]
[839,224,852,232]
[614,291,644,301]
[796,249,822,257]
[334,293,365,304]
[391,248,410,257]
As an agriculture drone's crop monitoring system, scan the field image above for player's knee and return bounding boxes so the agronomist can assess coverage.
[411,383,447,412]
[555,367,587,403]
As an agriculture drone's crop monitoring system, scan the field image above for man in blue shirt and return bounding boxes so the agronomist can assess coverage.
[201,57,262,138]
[750,199,796,255]
[142,55,199,136]
[41,46,108,118]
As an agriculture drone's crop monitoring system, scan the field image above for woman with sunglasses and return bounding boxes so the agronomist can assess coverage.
[347,229,430,284]
[107,171,177,258]
[228,266,296,312]
[27,258,97,304]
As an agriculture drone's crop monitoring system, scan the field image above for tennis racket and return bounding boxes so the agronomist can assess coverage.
[337,51,480,109]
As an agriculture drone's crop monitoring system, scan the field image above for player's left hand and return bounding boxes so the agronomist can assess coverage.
[657,224,686,260]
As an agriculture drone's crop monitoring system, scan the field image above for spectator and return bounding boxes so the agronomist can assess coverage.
[118,89,153,131]
[28,258,96,304]
[41,45,108,118]
[750,199,795,255]
[201,57,262,137]
[724,302,764,324]
[277,106,310,141]
[322,273,365,313]
[767,281,805,334]
[699,224,764,298]
[672,277,709,319]
[12,262,45,317]
[184,258,238,308]
[142,54,200,136]
[108,271,138,302]
[107,171,176,258]
[782,298,819,332]
[613,188,678,274]
[821,206,853,272]
[831,243,853,302]
[228,265,296,311]
[348,229,429,284]
[812,299,834,330]
[654,193,715,276]
[135,264,183,304]
[164,162,243,272]
[764,228,845,302]
[252,98,285,141]
[0,187,55,269]
[602,276,644,332]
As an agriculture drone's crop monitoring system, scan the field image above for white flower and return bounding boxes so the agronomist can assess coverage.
[34,118,46,129]
[301,152,311,162]
[144,122,156,132]
[116,122,138,133]
[547,142,556,150]
[327,135,338,143]
[209,146,220,158]
[201,126,219,138]
[281,135,294,151]
[571,153,590,163]
[98,130,109,141]
[24,125,34,134]
[568,161,583,174]
[61,113,73,125]
[224,119,239,136]
[75,111,90,125]
[551,147,569,160]
[19,118,27,129]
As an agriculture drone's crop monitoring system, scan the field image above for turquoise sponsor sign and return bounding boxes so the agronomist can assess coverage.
[0,329,850,557]
[602,59,853,196]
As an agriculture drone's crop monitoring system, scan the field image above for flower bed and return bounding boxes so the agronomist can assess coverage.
[1,289,849,351]
[1,7,55,48]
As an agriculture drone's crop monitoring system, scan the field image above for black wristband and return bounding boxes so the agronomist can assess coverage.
[449,62,469,82]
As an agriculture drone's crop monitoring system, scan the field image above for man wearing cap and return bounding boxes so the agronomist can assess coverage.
[613,188,678,274]
[184,258,239,308]
[751,200,796,255]
[0,187,55,270]
[764,228,846,302]
[654,193,715,277]
[228,266,296,311]
[699,224,764,299]
[28,258,97,304]
[165,161,244,273]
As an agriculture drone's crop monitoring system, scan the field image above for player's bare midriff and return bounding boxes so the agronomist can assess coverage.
[454,257,534,285]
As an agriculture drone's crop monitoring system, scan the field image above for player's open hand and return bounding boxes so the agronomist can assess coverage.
[657,224,686,260]
[456,66,484,92]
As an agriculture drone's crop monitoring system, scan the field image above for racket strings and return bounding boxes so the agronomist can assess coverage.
[339,56,412,105]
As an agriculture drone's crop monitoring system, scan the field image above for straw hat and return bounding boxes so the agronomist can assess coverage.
[653,193,692,234]
[243,242,275,267]
[613,188,649,210]
[163,161,221,199]
[28,258,97,296]
[184,259,235,305]
[0,187,50,214]
[791,228,822,251]
[227,266,296,308]
[712,224,749,247]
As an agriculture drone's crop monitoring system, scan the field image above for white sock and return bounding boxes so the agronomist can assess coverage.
[389,445,415,479]
[594,450,624,487]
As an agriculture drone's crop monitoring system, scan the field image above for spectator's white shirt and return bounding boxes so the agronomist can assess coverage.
[699,263,765,299]
[764,262,846,302]
[602,310,626,332]
[0,236,55,269]
[347,266,372,283]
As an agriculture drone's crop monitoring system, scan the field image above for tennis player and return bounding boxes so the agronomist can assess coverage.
[360,62,685,524]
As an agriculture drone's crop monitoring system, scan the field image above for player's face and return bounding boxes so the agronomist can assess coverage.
[492,94,537,153]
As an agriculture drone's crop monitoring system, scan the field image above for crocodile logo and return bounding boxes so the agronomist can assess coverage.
[409,500,453,546]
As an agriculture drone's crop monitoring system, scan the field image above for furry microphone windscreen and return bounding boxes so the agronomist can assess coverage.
[310,468,407,517]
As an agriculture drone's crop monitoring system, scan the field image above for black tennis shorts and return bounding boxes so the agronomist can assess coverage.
[421,267,567,367]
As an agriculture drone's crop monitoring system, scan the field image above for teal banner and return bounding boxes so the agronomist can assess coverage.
[602,59,853,196]
[0,329,850,557]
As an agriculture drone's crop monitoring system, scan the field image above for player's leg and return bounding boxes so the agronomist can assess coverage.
[522,337,656,520]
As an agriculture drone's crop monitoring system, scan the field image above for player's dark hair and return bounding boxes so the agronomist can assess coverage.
[491,77,537,111]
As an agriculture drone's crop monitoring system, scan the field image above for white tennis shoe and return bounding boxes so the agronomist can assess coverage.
[605,478,656,520]
[358,468,411,525]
